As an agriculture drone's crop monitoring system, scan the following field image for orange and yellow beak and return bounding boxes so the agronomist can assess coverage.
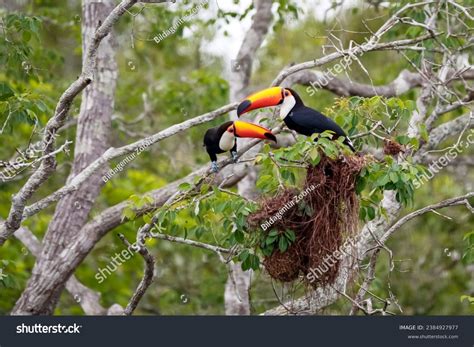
[233,120,277,142]
[236,87,284,117]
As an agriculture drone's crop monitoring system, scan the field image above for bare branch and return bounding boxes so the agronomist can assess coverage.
[118,233,155,315]
[0,0,141,246]
[380,192,474,244]
[427,112,474,150]
[150,233,231,255]
[20,103,238,220]
[349,249,380,315]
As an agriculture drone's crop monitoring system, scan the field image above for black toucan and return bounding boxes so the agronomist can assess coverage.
[204,120,277,172]
[236,87,356,152]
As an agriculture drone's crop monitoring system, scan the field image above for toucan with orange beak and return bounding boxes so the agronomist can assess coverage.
[237,87,355,152]
[204,120,277,172]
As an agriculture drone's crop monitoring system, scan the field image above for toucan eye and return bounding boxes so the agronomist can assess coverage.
[285,91,290,96]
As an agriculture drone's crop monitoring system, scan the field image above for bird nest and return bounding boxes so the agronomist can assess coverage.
[248,154,366,287]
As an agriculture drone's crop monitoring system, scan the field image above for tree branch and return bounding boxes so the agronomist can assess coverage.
[20,103,238,220]
[11,222,108,315]
[118,234,155,315]
[150,233,231,255]
[0,0,141,246]
[380,192,474,244]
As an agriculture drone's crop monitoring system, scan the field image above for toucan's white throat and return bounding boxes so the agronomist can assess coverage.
[219,131,235,151]
[280,94,296,119]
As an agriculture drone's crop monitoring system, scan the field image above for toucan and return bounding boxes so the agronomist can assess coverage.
[204,120,277,172]
[236,87,356,152]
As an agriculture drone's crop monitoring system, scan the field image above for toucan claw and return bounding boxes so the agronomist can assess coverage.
[231,151,238,163]
[210,161,219,173]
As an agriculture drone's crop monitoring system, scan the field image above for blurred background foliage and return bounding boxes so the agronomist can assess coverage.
[0,0,472,315]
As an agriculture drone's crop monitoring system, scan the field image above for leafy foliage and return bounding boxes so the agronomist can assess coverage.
[0,1,472,315]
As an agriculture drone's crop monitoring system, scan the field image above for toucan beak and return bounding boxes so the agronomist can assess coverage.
[233,120,277,142]
[237,87,283,117]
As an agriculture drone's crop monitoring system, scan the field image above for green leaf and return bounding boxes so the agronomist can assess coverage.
[22,30,31,42]
[234,229,244,243]
[396,135,410,145]
[195,226,205,239]
[238,250,249,262]
[304,203,313,217]
[240,251,259,271]
[367,206,376,220]
[320,130,335,138]
[376,174,390,187]
[268,229,279,237]
[284,229,296,243]
[0,83,14,101]
[143,195,154,204]
[389,171,399,183]
[460,295,474,304]
[278,236,288,252]
[143,214,152,224]
[405,100,416,111]
[356,177,366,194]
[201,183,210,194]
[410,137,420,150]
[419,124,429,142]
[266,234,278,245]
[123,207,136,221]
[178,182,191,191]
[309,147,320,165]
[248,254,260,270]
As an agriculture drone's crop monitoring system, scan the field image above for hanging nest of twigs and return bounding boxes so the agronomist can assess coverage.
[247,189,307,282]
[248,154,366,288]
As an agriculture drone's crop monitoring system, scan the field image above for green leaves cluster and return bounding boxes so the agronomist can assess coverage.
[238,250,260,271]
[328,96,416,146]
[122,194,155,221]
[260,229,296,257]
[0,83,50,133]
[123,180,261,269]
[0,13,58,135]
[121,94,429,273]
[0,14,41,79]
[357,155,426,220]
[255,131,350,194]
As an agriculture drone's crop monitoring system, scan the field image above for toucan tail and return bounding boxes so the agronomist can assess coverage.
[344,137,356,152]
[312,132,356,152]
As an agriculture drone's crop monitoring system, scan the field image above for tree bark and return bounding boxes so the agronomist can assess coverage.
[224,0,273,315]
[12,0,117,315]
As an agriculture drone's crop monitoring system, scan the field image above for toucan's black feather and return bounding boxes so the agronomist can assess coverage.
[284,90,355,152]
[203,121,235,162]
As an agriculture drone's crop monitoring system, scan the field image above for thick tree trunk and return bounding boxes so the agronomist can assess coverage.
[224,0,273,315]
[12,0,117,315]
